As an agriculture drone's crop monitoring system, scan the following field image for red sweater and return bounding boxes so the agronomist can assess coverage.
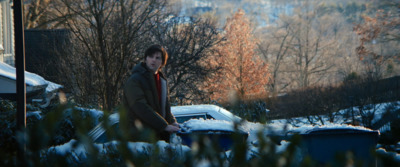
[154,73,161,104]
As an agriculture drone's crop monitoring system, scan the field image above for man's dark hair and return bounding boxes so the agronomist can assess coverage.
[144,44,168,67]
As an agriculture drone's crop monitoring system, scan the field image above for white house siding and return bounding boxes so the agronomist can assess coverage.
[0,0,14,66]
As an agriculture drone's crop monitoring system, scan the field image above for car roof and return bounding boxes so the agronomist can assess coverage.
[171,104,241,122]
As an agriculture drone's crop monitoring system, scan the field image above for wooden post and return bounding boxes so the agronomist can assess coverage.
[13,0,26,166]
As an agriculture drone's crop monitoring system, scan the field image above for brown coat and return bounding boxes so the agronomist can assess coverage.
[123,62,176,137]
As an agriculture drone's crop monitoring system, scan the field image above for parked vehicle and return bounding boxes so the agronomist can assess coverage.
[88,104,248,150]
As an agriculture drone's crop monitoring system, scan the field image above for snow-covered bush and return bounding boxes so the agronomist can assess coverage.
[2,99,400,166]
[0,99,104,166]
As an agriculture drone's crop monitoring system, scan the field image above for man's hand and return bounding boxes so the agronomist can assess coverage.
[171,122,179,127]
[165,124,180,133]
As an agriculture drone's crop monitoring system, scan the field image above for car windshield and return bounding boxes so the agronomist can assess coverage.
[215,107,242,122]
[172,105,242,122]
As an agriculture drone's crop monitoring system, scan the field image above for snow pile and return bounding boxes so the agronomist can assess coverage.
[376,148,400,163]
[269,101,400,131]
[75,107,105,125]
[27,111,43,120]
[46,82,63,93]
[288,124,376,134]
[180,118,235,132]
[337,102,400,125]
[46,139,87,157]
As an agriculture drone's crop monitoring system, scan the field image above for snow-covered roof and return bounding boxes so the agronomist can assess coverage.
[0,62,62,92]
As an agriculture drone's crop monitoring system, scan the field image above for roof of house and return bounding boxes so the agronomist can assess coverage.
[0,62,62,93]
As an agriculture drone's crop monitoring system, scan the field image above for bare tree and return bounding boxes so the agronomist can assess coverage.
[24,0,74,29]
[257,1,354,93]
[149,15,222,104]
[24,0,51,28]
[55,0,168,110]
[288,6,337,88]
[354,4,400,80]
[257,16,294,94]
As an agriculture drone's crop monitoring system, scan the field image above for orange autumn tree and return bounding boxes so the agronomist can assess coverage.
[354,7,400,79]
[205,9,269,103]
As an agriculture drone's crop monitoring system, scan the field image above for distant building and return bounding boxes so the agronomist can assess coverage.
[0,0,14,66]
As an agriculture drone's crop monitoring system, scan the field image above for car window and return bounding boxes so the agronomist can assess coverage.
[175,114,215,123]
[206,114,214,120]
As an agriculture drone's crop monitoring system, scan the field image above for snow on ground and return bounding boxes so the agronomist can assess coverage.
[338,101,400,125]
[268,101,400,135]
[74,107,105,125]
[270,119,376,134]
[27,111,43,120]
[376,148,400,163]
[0,62,62,92]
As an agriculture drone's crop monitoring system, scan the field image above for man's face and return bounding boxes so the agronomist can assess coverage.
[145,52,162,74]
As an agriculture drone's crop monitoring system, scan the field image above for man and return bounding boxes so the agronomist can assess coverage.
[123,44,180,142]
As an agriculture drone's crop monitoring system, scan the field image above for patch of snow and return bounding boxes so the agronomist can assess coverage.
[27,111,42,120]
[276,140,290,153]
[269,118,376,133]
[288,124,375,134]
[376,148,400,163]
[181,118,235,132]
[108,113,120,124]
[75,107,104,125]
[46,139,191,161]
[337,102,400,125]
[45,82,63,93]
[269,101,400,130]
[47,139,86,157]
[0,62,47,86]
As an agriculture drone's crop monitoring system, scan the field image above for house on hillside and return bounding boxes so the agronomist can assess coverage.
[0,0,14,66]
